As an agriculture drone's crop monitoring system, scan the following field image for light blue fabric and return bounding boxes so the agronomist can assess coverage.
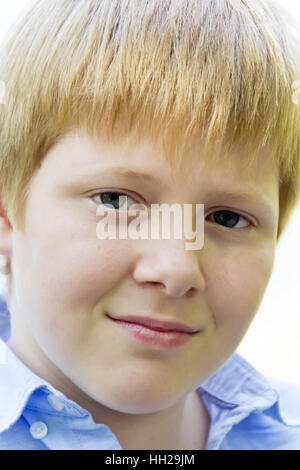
[0,296,10,342]
[0,297,300,450]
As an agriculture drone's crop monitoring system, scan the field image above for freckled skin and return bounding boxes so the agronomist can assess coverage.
[1,130,279,449]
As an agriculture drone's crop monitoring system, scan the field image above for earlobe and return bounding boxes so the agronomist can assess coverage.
[0,201,13,255]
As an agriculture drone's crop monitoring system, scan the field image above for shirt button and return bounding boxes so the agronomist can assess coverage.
[30,421,48,439]
[47,393,65,411]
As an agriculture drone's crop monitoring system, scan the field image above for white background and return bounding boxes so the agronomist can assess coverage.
[0,0,299,385]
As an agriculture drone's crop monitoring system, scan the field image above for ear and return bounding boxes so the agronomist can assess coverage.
[0,201,12,256]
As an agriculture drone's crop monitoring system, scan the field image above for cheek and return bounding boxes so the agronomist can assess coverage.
[40,240,134,307]
[17,204,136,312]
[209,241,276,339]
[14,231,137,350]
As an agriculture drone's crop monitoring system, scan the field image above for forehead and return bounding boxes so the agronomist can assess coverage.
[46,129,278,174]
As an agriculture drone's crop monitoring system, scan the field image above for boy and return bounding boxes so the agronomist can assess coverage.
[0,0,300,450]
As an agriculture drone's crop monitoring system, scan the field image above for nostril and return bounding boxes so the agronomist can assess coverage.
[186,287,197,297]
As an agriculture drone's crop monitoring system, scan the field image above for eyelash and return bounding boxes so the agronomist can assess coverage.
[90,190,253,231]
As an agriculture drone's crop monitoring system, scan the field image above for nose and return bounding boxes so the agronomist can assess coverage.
[132,238,205,298]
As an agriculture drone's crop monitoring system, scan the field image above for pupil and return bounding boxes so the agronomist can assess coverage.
[101,192,121,209]
[214,211,239,228]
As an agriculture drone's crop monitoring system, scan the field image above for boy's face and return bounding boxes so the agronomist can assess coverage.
[5,130,279,413]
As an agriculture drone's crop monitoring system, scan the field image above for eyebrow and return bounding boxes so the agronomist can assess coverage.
[102,166,162,185]
[205,188,274,209]
[77,166,162,186]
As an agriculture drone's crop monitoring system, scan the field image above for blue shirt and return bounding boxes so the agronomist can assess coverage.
[0,297,300,450]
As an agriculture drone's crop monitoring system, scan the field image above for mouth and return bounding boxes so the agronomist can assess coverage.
[106,313,200,350]
[106,313,200,333]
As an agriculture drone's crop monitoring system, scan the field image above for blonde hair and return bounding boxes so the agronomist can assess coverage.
[0,0,300,307]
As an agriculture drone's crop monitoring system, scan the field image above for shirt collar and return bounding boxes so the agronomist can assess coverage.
[198,352,278,409]
[0,338,298,434]
[0,339,88,433]
[198,352,300,427]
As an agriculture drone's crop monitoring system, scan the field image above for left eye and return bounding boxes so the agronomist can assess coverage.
[207,210,251,230]
[91,191,138,210]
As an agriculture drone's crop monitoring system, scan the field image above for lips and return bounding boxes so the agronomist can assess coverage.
[106,313,199,334]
